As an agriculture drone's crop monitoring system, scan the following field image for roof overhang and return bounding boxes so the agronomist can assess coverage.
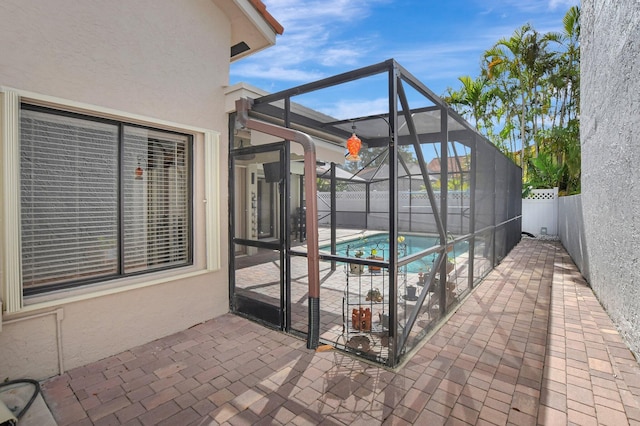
[212,0,284,61]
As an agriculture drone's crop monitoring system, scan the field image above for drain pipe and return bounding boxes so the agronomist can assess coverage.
[235,98,321,349]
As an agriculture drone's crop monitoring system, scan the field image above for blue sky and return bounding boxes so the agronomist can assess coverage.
[230,0,579,119]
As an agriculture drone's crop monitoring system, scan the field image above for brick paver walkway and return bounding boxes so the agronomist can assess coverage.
[41,239,640,425]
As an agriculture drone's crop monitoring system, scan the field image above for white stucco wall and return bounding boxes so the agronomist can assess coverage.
[0,0,230,128]
[0,0,234,379]
[581,0,640,355]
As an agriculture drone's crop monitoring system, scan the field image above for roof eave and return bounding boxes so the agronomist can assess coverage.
[212,0,283,62]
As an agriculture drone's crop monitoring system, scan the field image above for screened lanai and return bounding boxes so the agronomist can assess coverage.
[229,59,522,367]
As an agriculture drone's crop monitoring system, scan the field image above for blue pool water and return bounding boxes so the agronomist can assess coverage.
[321,233,465,273]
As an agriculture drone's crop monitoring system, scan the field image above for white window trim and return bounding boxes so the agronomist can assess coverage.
[1,87,220,314]
[1,89,21,313]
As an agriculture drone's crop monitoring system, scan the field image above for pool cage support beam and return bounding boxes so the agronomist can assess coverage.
[235,98,321,350]
[395,76,450,351]
[298,175,305,243]
[387,65,400,367]
[468,137,477,291]
[330,163,337,271]
[284,98,292,332]
[439,104,449,316]
[396,82,445,241]
[365,181,370,229]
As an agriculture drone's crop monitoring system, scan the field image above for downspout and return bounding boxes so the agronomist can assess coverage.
[235,98,321,349]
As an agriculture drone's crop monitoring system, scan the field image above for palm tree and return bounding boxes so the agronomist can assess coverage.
[483,24,560,170]
[483,24,531,170]
[442,6,581,192]
[537,6,581,193]
[443,75,498,132]
[557,5,580,127]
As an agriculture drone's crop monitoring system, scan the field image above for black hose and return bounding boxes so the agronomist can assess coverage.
[0,379,41,420]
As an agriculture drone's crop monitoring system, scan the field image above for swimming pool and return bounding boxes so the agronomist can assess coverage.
[321,233,466,273]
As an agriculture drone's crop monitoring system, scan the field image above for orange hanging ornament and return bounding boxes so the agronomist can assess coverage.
[346,133,362,161]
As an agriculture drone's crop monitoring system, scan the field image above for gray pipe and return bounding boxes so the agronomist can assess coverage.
[235,98,321,349]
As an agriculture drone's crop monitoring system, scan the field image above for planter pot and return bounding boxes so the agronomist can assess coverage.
[350,263,364,275]
[446,261,455,274]
[368,256,384,272]
[351,307,372,331]
[406,286,417,299]
[379,313,389,328]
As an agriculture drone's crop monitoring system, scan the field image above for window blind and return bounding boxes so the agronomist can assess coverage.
[123,127,190,273]
[21,109,119,289]
[20,107,192,293]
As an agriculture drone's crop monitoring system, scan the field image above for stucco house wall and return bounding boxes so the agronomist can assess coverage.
[581,0,640,355]
[0,0,278,380]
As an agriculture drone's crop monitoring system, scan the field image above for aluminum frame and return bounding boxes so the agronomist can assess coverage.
[228,59,522,367]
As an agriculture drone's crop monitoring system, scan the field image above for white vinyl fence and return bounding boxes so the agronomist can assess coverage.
[317,191,470,233]
[522,188,558,237]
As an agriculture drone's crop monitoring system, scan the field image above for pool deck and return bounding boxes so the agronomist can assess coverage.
[40,238,640,425]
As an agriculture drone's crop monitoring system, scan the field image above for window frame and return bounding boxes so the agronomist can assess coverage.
[1,88,220,313]
[20,104,195,296]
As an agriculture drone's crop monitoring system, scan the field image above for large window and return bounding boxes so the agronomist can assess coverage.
[20,106,193,294]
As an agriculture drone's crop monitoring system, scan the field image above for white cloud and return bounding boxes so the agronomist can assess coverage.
[317,97,390,120]
[232,63,324,82]
[471,0,577,15]
[232,0,577,102]
[266,0,379,25]
[548,0,580,10]
[319,46,367,67]
[231,0,388,85]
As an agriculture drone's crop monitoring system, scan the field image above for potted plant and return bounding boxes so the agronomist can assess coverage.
[417,270,426,286]
[366,288,383,302]
[446,257,455,274]
[368,248,384,272]
[446,232,456,253]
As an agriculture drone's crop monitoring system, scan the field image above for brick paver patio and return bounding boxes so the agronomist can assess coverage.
[41,239,640,425]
